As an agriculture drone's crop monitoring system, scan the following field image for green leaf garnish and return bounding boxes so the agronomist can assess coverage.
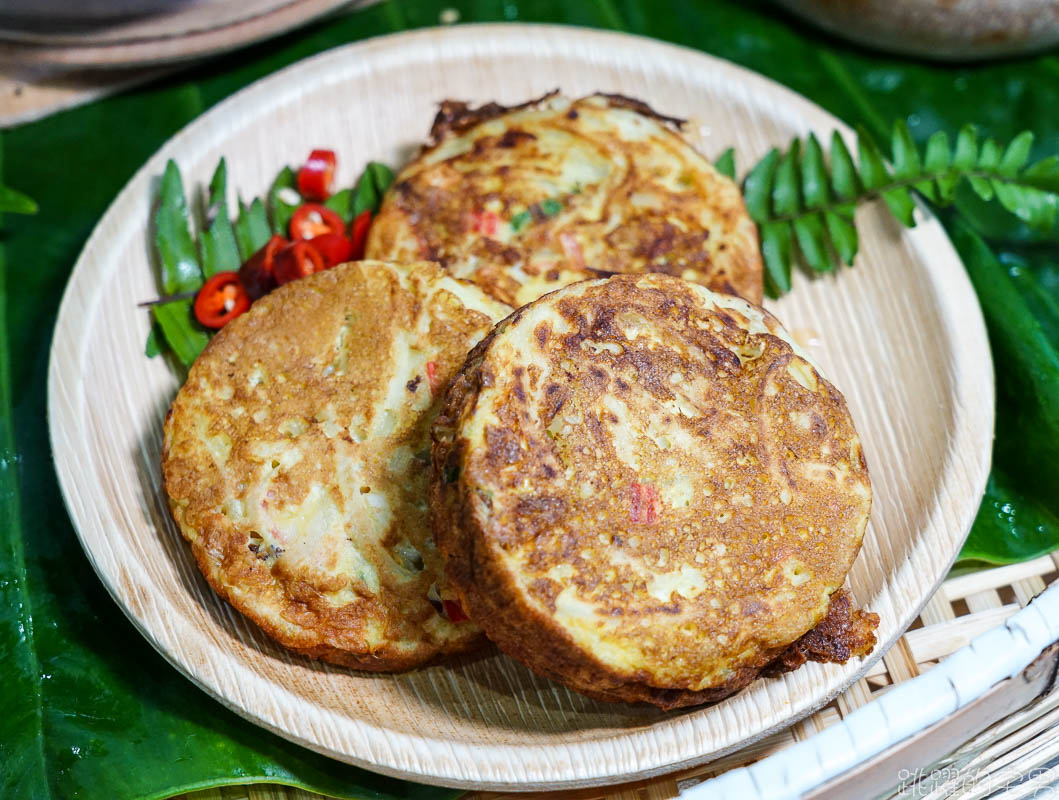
[234,197,271,260]
[540,198,562,217]
[267,165,299,235]
[510,210,531,232]
[325,188,353,221]
[151,299,209,368]
[714,147,736,179]
[144,325,162,358]
[352,161,396,217]
[199,158,241,279]
[738,123,1059,295]
[153,160,202,295]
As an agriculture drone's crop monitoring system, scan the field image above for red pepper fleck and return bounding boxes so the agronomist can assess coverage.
[442,599,468,623]
[559,231,585,269]
[470,210,499,236]
[425,361,439,395]
[629,482,661,524]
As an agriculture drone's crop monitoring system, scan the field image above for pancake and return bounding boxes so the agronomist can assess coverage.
[431,273,876,707]
[163,260,511,670]
[366,92,763,307]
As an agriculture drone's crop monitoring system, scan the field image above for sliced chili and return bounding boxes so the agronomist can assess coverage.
[238,233,287,300]
[297,149,336,200]
[349,209,372,260]
[470,210,499,236]
[194,271,250,329]
[308,232,354,267]
[289,203,345,240]
[273,241,326,285]
[442,599,468,623]
[425,361,439,396]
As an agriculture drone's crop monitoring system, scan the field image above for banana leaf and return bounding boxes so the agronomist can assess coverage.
[4,0,1059,797]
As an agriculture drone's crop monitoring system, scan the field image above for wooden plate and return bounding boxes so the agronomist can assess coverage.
[0,0,355,67]
[47,25,994,790]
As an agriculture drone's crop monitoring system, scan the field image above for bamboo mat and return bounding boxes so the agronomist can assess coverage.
[174,555,1059,799]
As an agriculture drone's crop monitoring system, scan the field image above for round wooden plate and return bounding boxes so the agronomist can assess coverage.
[47,25,994,791]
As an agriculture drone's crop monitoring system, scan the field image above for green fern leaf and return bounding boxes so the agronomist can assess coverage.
[1021,156,1059,192]
[715,148,736,180]
[772,140,801,216]
[829,132,859,201]
[882,186,917,227]
[824,206,858,265]
[801,133,830,209]
[992,180,1057,231]
[793,213,833,273]
[891,120,922,179]
[738,120,1059,297]
[968,175,995,201]
[978,138,1003,171]
[924,130,957,202]
[856,128,891,191]
[761,220,793,295]
[744,148,779,223]
[953,125,978,171]
[924,130,951,172]
[999,131,1034,177]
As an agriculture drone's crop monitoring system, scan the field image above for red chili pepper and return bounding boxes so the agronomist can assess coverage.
[238,234,287,300]
[349,209,372,260]
[273,241,326,285]
[289,203,345,240]
[308,232,354,267]
[194,271,251,329]
[425,361,439,396]
[470,210,499,236]
[442,599,468,623]
[297,149,336,200]
[629,482,661,525]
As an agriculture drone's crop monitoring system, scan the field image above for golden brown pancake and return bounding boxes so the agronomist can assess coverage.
[163,260,511,670]
[366,93,763,307]
[431,273,876,707]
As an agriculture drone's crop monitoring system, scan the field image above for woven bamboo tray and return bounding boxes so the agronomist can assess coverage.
[176,555,1059,799]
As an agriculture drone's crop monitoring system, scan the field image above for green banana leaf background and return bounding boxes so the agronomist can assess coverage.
[3,0,1058,797]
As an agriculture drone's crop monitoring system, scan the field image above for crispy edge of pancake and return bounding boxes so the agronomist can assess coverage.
[162,260,507,671]
[431,278,877,707]
[426,89,687,145]
[368,92,763,306]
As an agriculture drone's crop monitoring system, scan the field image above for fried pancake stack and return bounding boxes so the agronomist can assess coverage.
[163,94,877,705]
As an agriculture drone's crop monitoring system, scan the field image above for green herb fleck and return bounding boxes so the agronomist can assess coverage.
[510,210,531,232]
[540,198,562,217]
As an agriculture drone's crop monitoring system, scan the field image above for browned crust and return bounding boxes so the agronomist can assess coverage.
[429,89,560,145]
[594,92,687,128]
[429,91,686,145]
[431,275,877,708]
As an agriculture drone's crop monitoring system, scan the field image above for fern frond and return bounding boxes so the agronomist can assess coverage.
[714,148,736,179]
[740,121,1059,296]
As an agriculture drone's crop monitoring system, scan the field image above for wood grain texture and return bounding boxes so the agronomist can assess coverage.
[46,25,994,790]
